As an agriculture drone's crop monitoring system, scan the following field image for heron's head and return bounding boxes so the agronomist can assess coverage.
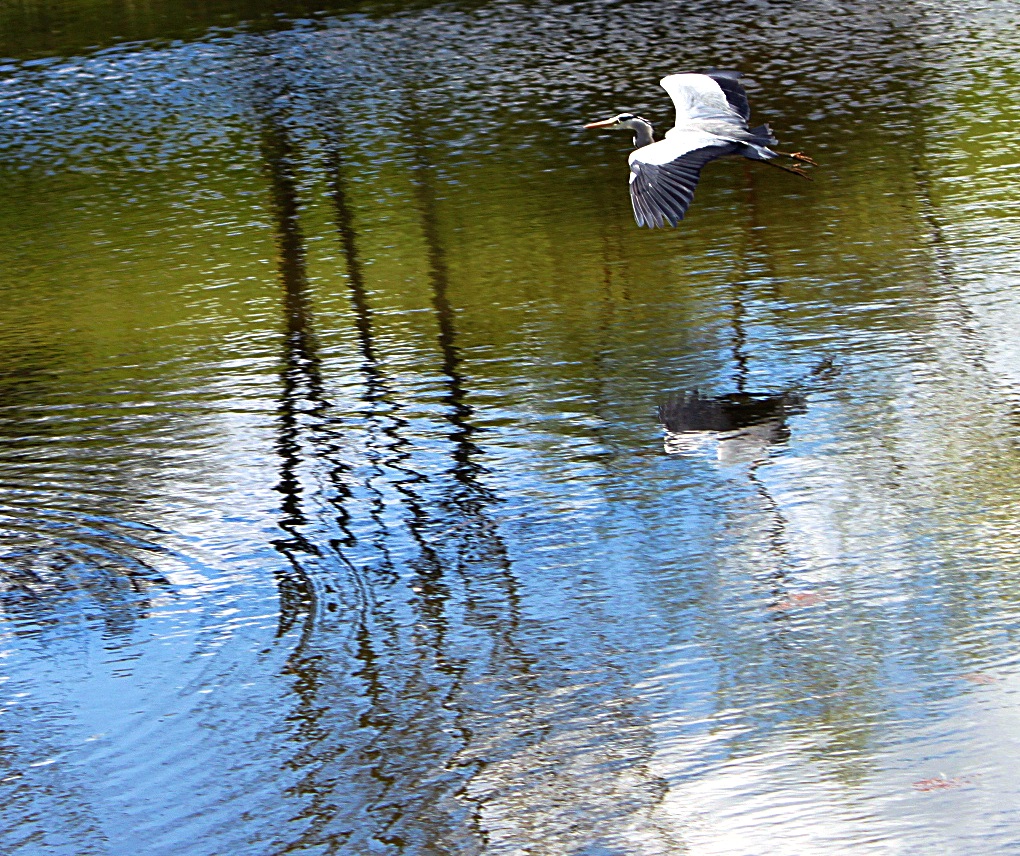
[583,112,650,132]
[584,112,655,148]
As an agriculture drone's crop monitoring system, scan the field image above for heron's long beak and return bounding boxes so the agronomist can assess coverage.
[583,117,619,129]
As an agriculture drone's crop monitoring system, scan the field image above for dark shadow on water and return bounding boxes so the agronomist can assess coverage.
[659,358,838,622]
[658,388,807,438]
[404,89,528,641]
[659,357,837,447]
[257,87,325,639]
[252,54,407,851]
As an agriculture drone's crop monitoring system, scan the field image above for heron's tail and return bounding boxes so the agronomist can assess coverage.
[740,140,814,180]
[748,123,777,147]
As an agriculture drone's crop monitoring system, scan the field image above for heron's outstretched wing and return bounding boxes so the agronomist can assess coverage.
[704,70,751,123]
[660,72,750,128]
[627,134,739,227]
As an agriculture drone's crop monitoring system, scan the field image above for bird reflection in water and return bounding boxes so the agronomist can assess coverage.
[658,359,836,463]
[658,388,807,463]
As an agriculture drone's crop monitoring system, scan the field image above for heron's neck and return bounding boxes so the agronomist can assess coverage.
[631,120,654,148]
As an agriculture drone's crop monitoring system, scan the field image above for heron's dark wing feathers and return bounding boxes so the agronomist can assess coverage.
[628,142,738,228]
[629,161,701,228]
[705,70,751,124]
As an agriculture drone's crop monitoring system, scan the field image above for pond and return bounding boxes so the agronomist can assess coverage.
[2,0,1020,853]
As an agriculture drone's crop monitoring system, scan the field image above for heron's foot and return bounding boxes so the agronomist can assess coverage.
[774,149,818,166]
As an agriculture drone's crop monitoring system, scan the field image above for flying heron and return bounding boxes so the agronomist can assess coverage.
[584,71,816,227]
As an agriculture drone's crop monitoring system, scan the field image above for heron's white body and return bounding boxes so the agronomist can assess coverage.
[628,131,728,167]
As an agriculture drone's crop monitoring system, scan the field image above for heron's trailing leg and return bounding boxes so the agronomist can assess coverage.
[762,158,813,181]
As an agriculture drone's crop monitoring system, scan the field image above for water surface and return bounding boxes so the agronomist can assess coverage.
[2,1,1020,853]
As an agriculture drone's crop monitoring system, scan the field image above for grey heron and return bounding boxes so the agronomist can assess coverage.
[585,71,816,227]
